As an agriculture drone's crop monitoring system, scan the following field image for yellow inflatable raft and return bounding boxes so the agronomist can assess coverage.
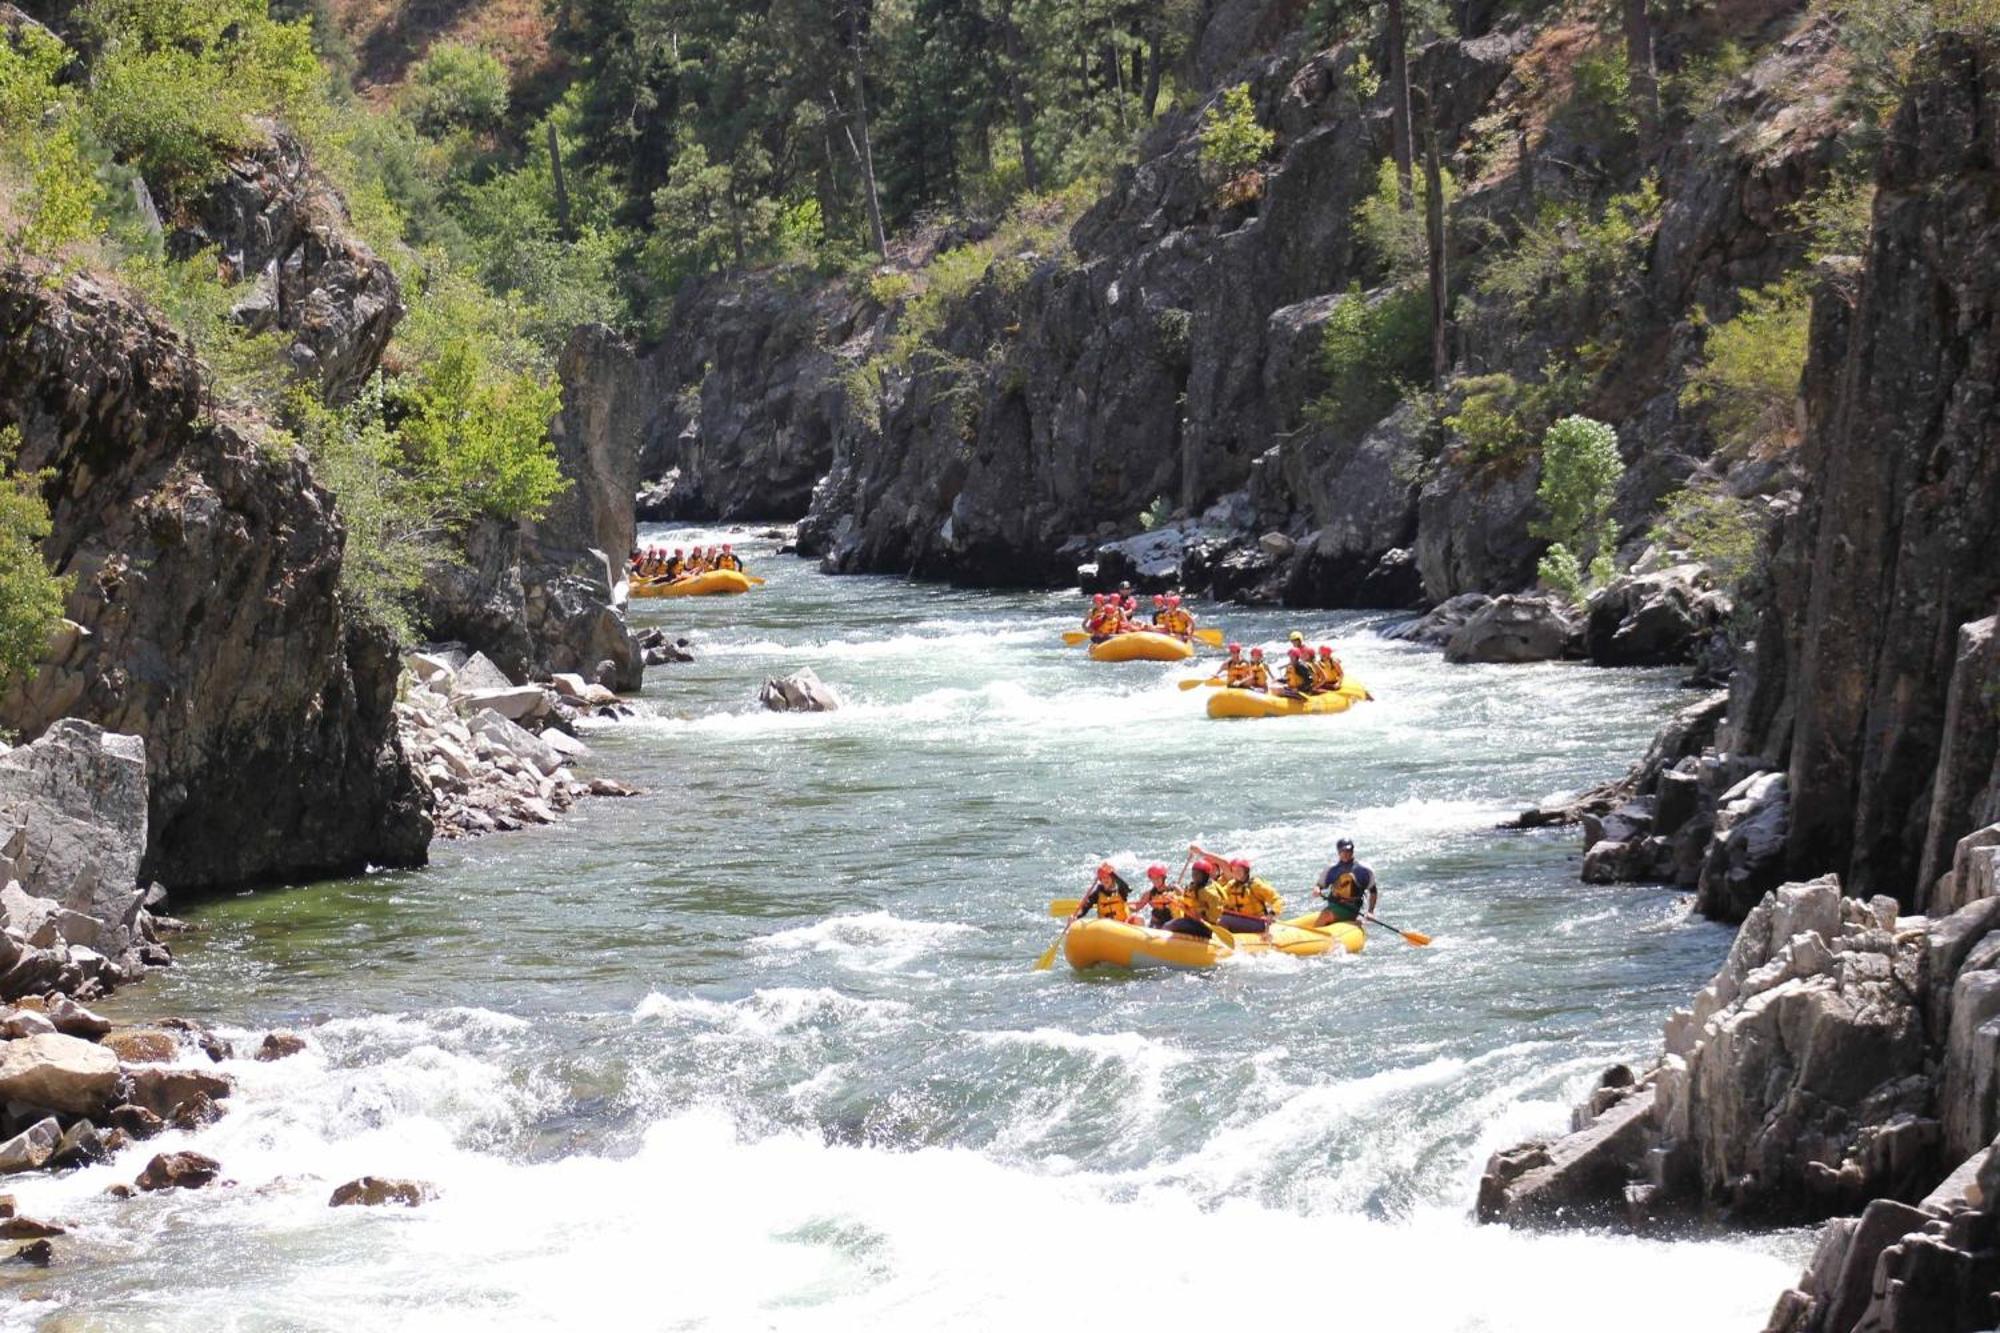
[1206,678,1372,719]
[1088,631,1196,663]
[1062,915,1365,971]
[632,569,754,599]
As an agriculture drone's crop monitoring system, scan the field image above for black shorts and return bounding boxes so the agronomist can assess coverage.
[1164,917,1213,940]
[1218,912,1270,933]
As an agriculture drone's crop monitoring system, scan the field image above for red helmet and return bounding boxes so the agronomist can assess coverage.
[1152,595,1165,605]
[723,544,733,551]
[1168,595,1182,606]
[1193,858,1217,875]
[1318,646,1334,658]
[1093,593,1106,604]
[1146,864,1168,880]
[1097,861,1115,877]
[1227,642,1242,653]
[1249,647,1265,658]
[1228,858,1250,873]
[673,547,684,555]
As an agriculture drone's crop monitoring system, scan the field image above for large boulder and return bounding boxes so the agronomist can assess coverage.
[0,1032,119,1115]
[1584,565,1733,667]
[1444,595,1578,664]
[0,720,147,953]
[758,668,841,713]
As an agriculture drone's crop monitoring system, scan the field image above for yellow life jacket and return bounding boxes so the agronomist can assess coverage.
[1087,884,1130,921]
[1223,659,1254,688]
[1227,877,1282,917]
[716,553,742,571]
[1248,662,1271,689]
[1180,882,1225,924]
[1162,609,1194,636]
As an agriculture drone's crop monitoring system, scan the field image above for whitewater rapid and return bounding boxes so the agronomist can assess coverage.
[1,527,1811,1330]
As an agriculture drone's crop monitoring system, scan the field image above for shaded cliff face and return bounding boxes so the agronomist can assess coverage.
[0,264,430,889]
[1734,36,2000,905]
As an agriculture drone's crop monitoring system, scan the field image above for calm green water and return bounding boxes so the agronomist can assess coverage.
[4,526,1809,1330]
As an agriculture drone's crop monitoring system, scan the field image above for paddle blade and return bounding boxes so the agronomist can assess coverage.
[1399,929,1433,947]
[744,575,767,586]
[1048,899,1081,917]
[1034,936,1062,970]
[1176,677,1222,691]
[1062,631,1091,645]
[1192,628,1225,646]
[1209,923,1237,952]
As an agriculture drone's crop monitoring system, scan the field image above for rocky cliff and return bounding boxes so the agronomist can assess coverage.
[1562,33,2000,917]
[622,0,1845,606]
[0,262,430,889]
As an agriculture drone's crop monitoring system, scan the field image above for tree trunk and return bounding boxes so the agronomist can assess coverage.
[1424,117,1449,391]
[1386,0,1415,210]
[1623,0,1661,156]
[1001,1,1042,192]
[547,120,573,241]
[850,49,888,258]
[1143,31,1163,119]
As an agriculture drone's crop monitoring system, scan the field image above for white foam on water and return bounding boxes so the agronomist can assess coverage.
[2,1089,1805,1332]
[748,910,977,974]
[633,985,913,1037]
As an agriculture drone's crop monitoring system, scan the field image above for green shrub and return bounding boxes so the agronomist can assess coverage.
[1791,170,1876,262]
[0,26,104,264]
[1479,178,1660,353]
[0,427,73,692]
[1680,274,1810,457]
[83,0,322,193]
[1565,46,1636,142]
[405,43,510,137]
[1444,374,1534,462]
[1648,485,1763,590]
[394,340,567,523]
[1197,84,1274,184]
[120,247,293,416]
[1304,281,1430,436]
[1664,40,1750,123]
[1532,415,1623,600]
[1354,155,1458,283]
[292,381,443,639]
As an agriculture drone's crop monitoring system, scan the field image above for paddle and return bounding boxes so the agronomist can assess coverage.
[1034,916,1075,971]
[1176,677,1223,691]
[1363,913,1433,947]
[1192,628,1225,646]
[744,575,767,586]
[1061,630,1092,645]
[1048,899,1080,918]
[1206,922,1237,953]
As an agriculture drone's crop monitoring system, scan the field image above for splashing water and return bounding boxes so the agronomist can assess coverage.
[3,528,1809,1330]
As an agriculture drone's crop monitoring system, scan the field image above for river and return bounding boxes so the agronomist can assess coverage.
[3,526,1811,1330]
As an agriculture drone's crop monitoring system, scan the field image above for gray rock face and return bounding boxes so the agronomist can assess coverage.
[1695,771,1793,921]
[1769,37,2000,903]
[171,121,401,404]
[1444,595,1578,664]
[1383,593,1492,647]
[0,265,428,890]
[0,721,147,954]
[758,668,841,713]
[1921,617,1999,911]
[1584,565,1733,667]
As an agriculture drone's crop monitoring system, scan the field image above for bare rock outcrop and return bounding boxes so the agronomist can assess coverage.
[0,263,429,890]
[170,121,401,404]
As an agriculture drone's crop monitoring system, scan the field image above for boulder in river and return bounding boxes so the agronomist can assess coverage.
[759,668,840,713]
[136,1151,222,1193]
[329,1175,437,1208]
[1584,565,1732,667]
[101,1029,180,1063]
[254,1030,308,1062]
[1444,595,1579,664]
[124,1067,233,1121]
[0,1119,61,1175]
[0,1033,119,1115]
